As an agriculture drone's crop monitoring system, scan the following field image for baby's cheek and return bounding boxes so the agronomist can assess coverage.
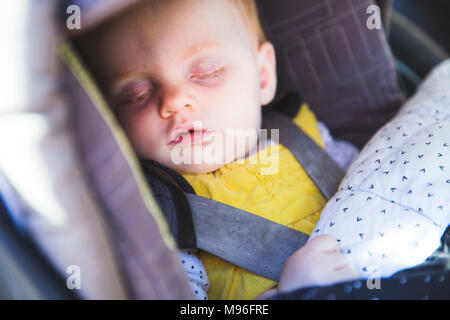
[124,116,157,156]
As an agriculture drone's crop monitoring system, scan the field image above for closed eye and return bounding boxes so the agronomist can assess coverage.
[116,84,152,108]
[189,66,226,81]
[126,89,151,104]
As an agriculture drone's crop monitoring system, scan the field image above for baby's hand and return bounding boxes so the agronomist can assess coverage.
[277,235,359,294]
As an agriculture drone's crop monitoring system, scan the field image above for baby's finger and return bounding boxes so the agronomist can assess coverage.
[313,266,359,288]
[307,235,340,253]
[332,264,360,282]
[328,251,352,267]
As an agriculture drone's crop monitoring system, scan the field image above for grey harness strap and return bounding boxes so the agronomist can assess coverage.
[262,110,346,200]
[146,109,346,281]
[187,193,309,281]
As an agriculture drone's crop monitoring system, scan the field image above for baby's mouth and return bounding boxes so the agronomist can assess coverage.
[168,129,215,146]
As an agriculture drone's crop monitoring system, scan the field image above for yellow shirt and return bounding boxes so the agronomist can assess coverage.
[182,104,326,300]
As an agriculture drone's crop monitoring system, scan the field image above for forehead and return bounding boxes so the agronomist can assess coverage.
[88,0,255,82]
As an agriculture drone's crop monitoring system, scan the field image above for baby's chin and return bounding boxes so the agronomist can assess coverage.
[147,132,259,175]
[164,146,250,175]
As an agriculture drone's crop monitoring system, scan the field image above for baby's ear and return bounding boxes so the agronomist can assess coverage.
[257,41,277,106]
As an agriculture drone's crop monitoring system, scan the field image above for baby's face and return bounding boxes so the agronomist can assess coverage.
[83,0,276,173]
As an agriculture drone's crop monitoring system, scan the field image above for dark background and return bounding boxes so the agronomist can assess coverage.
[395,0,450,53]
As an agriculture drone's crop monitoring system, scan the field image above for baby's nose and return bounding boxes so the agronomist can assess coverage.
[159,88,195,118]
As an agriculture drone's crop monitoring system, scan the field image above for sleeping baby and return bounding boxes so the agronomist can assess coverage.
[74,0,450,299]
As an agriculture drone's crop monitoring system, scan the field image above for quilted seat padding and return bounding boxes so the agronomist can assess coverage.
[257,0,405,147]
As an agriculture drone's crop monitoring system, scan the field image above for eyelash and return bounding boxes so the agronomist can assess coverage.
[120,88,152,107]
[190,66,225,80]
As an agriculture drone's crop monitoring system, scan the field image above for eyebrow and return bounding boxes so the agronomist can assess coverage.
[182,41,226,61]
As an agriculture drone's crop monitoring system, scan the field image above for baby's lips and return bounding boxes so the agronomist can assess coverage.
[168,128,217,146]
[168,128,190,144]
[168,123,196,144]
[167,121,211,144]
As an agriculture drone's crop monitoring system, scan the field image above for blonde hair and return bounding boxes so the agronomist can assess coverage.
[145,0,267,45]
[231,0,267,45]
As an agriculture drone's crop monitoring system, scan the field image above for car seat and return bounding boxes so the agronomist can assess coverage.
[1,0,449,299]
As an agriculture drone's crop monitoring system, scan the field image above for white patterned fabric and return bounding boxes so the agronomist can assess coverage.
[179,250,210,300]
[310,60,450,279]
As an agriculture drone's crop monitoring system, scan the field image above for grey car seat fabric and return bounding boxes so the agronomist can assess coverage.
[0,181,78,299]
[256,0,406,148]
[59,44,194,299]
[2,0,194,299]
[0,1,130,299]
